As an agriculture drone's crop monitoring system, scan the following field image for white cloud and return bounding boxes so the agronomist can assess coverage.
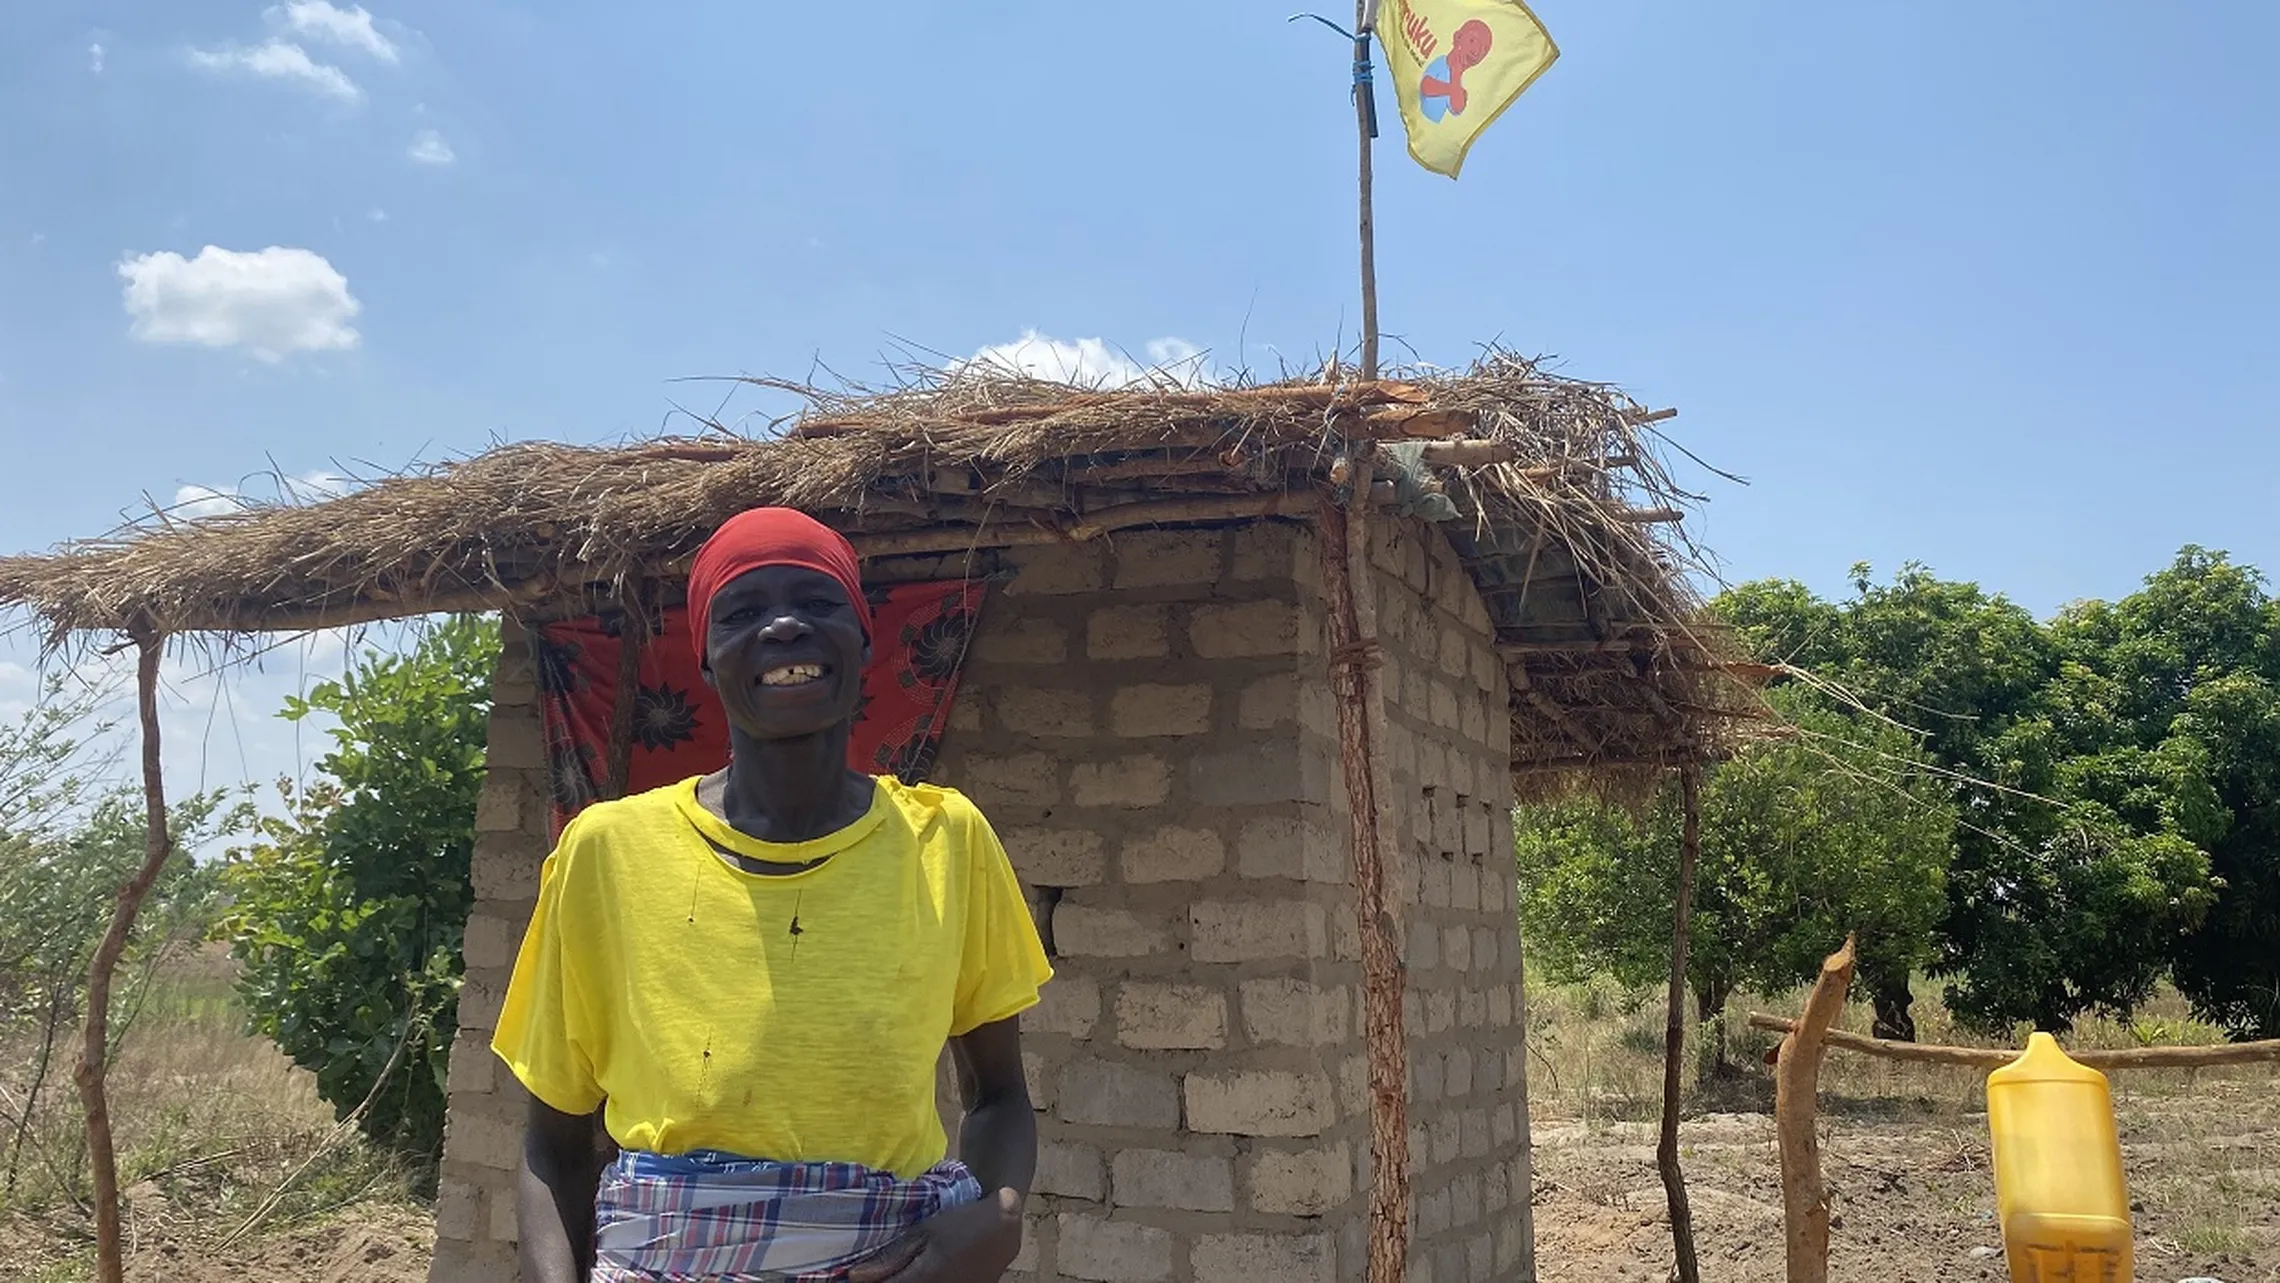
[170,470,353,522]
[268,1,399,62]
[172,484,245,519]
[119,245,362,361]
[282,470,351,500]
[0,660,35,726]
[368,208,389,222]
[958,330,1213,389]
[189,40,361,102]
[1144,337,1207,370]
[89,43,106,73]
[406,129,455,166]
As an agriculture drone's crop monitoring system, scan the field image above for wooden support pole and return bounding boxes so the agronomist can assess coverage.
[849,493,1307,559]
[1319,463,1409,1283]
[1657,765,1703,1283]
[1777,935,1857,1283]
[75,630,176,1283]
[1747,1013,2280,1071]
[1354,0,1379,381]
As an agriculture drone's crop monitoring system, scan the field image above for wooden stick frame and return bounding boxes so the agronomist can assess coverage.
[1749,1012,2280,1071]
[1656,766,1703,1283]
[1761,937,2280,1282]
[74,632,176,1283]
[1319,467,1412,1283]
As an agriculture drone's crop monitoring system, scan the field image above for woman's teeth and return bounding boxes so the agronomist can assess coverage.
[761,663,825,687]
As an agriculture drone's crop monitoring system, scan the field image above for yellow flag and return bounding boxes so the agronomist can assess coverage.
[1380,0,1559,178]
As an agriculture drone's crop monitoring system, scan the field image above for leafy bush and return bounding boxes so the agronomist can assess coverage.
[1516,686,1956,1065]
[223,616,500,1173]
[0,676,243,1195]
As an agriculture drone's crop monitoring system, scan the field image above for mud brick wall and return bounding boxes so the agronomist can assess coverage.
[929,526,1360,1283]
[431,618,553,1283]
[430,518,1535,1283]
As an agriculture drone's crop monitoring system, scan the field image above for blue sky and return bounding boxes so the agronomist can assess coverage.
[2,1,2276,797]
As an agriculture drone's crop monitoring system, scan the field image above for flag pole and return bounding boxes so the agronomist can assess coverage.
[1353,0,1381,379]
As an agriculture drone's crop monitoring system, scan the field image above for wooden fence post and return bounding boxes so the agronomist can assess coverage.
[1777,935,1856,1283]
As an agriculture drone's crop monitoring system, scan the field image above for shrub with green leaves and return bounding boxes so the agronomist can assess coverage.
[223,616,500,1172]
[1516,686,1956,1064]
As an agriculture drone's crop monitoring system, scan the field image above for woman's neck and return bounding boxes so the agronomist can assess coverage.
[709,723,871,844]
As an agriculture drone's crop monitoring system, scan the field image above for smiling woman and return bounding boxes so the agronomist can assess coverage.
[494,507,1049,1283]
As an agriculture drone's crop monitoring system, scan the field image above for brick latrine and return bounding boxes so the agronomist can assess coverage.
[430,517,1532,1283]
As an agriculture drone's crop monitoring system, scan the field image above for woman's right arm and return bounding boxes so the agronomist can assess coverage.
[518,1095,607,1283]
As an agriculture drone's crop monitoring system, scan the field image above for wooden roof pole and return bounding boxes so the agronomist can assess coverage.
[1319,454,1410,1283]
[74,629,175,1283]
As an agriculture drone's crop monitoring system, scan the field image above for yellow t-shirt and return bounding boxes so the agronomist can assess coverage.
[490,775,1052,1179]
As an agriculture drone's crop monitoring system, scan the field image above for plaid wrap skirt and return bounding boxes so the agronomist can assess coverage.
[592,1149,983,1282]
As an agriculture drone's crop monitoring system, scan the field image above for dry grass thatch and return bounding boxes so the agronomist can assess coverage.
[0,352,1766,791]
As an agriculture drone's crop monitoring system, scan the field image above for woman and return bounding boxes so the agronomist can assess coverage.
[493,507,1051,1283]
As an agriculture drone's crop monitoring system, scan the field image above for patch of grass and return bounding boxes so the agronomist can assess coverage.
[2173,1221,2256,1256]
[0,945,427,1269]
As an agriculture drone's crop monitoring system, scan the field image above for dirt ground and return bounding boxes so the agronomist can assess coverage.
[1531,1075,2280,1282]
[3,1094,2272,1282]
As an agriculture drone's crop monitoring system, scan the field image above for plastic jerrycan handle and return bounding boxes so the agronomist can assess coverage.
[1985,1032,2133,1282]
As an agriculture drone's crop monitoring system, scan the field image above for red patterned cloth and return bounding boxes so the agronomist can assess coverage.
[535,581,989,836]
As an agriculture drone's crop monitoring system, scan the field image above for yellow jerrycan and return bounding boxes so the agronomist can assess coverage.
[1985,1032,2133,1281]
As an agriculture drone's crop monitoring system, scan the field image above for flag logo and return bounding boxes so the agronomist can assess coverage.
[1382,0,1559,177]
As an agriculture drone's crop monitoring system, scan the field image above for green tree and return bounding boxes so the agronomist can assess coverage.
[2046,549,2280,1037]
[1719,571,2062,1032]
[0,673,114,843]
[0,787,242,1193]
[1721,565,2231,1035]
[223,615,500,1171]
[1516,687,1955,1066]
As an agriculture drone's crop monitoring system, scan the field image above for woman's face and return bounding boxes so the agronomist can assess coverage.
[700,565,869,741]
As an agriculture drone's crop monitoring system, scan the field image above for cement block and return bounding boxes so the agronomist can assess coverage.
[1189,900,1326,963]
[1247,1141,1353,1216]
[996,687,1095,738]
[1087,606,1170,660]
[1111,1148,1234,1213]
[1056,1214,1175,1283]
[1118,825,1225,884]
[1070,756,1171,808]
[1115,983,1227,1050]
[1190,1232,1337,1283]
[1053,905,1172,958]
[1184,1070,1336,1137]
[1112,529,1223,590]
[1003,827,1107,888]
[1108,684,1212,737]
[1057,1058,1180,1129]
[975,616,1069,665]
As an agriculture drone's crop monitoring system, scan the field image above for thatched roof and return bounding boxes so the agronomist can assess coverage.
[0,354,1763,789]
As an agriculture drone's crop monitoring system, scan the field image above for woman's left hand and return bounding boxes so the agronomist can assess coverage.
[845,1187,1024,1283]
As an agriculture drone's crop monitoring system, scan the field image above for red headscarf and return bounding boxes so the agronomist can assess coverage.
[685,508,872,664]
